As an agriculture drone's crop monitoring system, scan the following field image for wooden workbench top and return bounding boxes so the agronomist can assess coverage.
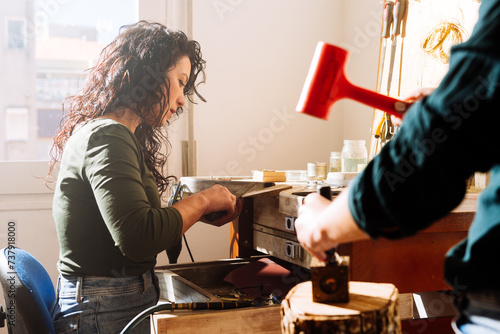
[278,184,479,226]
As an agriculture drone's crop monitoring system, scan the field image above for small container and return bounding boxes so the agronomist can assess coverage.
[307,162,327,181]
[329,152,341,173]
[341,140,367,173]
[285,170,307,182]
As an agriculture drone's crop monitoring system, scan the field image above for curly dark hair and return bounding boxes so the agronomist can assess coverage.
[48,21,206,194]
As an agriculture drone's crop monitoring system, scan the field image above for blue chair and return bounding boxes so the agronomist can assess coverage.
[0,247,56,333]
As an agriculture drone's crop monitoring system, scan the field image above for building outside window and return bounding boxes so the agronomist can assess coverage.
[5,18,27,49]
[5,108,29,142]
[0,0,138,161]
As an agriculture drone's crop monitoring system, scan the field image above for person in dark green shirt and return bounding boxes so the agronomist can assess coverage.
[295,1,500,333]
[48,21,243,333]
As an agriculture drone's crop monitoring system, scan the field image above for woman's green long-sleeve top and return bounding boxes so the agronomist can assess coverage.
[349,0,500,292]
[53,119,183,277]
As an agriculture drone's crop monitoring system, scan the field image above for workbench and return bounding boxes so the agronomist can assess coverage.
[230,183,479,333]
[152,182,479,333]
[152,257,287,333]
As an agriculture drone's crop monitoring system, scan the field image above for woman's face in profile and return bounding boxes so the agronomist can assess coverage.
[146,56,191,127]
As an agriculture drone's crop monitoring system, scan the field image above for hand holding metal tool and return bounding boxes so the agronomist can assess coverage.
[178,177,280,222]
[315,186,339,264]
[310,186,350,303]
[179,178,254,222]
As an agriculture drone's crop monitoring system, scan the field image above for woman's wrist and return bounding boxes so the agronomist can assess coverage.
[172,193,210,233]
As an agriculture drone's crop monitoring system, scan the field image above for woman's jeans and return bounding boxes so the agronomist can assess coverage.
[51,270,158,334]
[453,290,500,334]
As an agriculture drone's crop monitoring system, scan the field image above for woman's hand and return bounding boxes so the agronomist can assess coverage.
[199,185,244,226]
[200,197,244,227]
[173,184,243,233]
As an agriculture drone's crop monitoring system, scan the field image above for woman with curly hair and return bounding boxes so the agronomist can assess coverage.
[49,21,242,333]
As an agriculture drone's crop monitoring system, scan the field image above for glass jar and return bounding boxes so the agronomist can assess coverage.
[329,151,341,172]
[307,162,327,181]
[341,140,367,172]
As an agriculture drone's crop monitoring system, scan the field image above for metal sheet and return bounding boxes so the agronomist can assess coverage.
[179,177,269,198]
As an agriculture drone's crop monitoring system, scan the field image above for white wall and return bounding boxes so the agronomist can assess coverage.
[192,0,381,177]
[194,0,345,176]
[342,1,383,141]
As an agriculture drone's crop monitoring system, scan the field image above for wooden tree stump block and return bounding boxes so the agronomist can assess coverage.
[281,281,401,334]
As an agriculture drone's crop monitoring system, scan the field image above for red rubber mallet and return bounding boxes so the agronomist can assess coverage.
[296,42,411,120]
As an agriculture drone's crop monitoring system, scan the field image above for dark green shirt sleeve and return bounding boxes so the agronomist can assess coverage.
[349,0,500,239]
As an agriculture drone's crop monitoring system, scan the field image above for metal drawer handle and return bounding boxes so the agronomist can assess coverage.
[285,241,303,259]
[285,217,295,232]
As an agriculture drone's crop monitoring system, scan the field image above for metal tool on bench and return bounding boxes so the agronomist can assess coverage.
[310,186,350,303]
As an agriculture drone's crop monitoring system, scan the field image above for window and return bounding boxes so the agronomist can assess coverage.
[0,0,139,161]
[37,109,60,138]
[5,108,28,142]
[5,18,27,50]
